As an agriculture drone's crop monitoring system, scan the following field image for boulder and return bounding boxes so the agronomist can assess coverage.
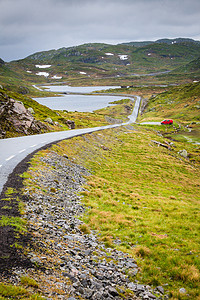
[66,120,75,129]
[179,288,186,294]
[179,149,188,158]
[0,91,48,138]
[27,107,35,114]
[44,117,54,125]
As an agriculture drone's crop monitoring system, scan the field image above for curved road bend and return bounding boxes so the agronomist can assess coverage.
[0,96,141,194]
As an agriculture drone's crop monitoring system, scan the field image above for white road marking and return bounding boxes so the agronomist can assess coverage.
[0,165,2,168]
[30,144,38,148]
[6,155,15,161]
[19,149,26,153]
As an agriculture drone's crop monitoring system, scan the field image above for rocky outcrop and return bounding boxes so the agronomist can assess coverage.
[0,58,4,66]
[66,119,75,129]
[0,91,47,138]
[17,86,30,95]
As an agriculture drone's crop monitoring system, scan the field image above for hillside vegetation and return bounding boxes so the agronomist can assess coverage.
[140,82,200,123]
[138,82,200,145]
[3,39,199,91]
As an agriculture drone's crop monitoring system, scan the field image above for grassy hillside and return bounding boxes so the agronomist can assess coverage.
[172,56,200,75]
[140,82,200,122]
[15,124,199,299]
[138,81,200,145]
[5,40,200,88]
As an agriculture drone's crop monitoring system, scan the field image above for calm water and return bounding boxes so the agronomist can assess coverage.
[34,85,129,112]
[35,94,128,112]
[41,85,120,93]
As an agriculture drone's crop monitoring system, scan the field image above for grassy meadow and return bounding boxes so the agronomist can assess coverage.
[41,124,199,300]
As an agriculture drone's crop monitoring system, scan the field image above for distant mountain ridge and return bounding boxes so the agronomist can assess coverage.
[120,38,200,47]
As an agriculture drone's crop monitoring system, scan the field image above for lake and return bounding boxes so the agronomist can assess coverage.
[41,85,120,93]
[34,85,129,112]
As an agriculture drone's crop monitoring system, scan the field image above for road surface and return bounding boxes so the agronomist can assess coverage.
[139,122,161,125]
[0,96,141,194]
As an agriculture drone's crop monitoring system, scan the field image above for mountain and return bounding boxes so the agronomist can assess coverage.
[121,38,200,47]
[7,40,200,83]
[0,38,199,91]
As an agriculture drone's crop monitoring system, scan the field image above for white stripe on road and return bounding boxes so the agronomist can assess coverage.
[19,149,26,153]
[30,144,38,148]
[6,155,15,161]
[0,165,2,168]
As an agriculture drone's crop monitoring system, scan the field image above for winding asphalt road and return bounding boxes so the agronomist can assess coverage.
[0,96,141,194]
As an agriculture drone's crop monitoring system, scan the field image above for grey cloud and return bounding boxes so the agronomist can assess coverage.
[0,0,200,61]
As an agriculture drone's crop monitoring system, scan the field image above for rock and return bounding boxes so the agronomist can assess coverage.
[108,286,119,296]
[156,286,164,294]
[44,117,54,125]
[27,107,35,114]
[179,149,188,158]
[0,59,4,66]
[30,256,42,265]
[127,282,137,290]
[55,121,62,127]
[147,293,157,299]
[179,288,186,294]
[0,91,47,138]
[92,291,103,299]
[66,120,75,129]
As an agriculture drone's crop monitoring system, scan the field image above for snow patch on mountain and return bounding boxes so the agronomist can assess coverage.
[118,55,128,60]
[35,65,51,68]
[36,72,49,77]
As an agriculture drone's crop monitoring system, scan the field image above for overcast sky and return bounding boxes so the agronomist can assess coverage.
[0,0,200,62]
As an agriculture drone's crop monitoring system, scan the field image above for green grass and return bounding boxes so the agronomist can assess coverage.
[4,187,15,195]
[0,216,27,233]
[20,276,39,288]
[0,283,44,299]
[44,126,200,299]
[138,81,200,146]
[139,82,200,123]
